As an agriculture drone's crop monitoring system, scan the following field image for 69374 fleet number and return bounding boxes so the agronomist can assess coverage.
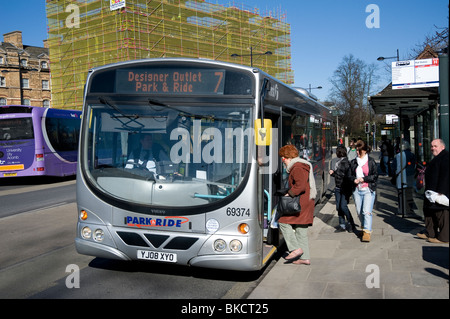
[226,207,250,217]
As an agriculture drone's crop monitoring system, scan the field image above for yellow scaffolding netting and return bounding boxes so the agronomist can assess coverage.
[46,0,293,109]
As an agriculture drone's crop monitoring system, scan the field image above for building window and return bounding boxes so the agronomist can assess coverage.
[42,80,49,90]
[0,76,5,87]
[43,100,50,108]
[20,59,28,67]
[0,98,6,105]
[0,56,4,64]
[41,61,48,69]
[22,78,29,88]
[23,99,31,106]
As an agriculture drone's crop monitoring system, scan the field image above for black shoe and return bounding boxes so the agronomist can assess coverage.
[347,225,356,233]
[334,227,346,233]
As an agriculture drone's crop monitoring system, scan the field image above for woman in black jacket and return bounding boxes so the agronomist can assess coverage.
[330,146,356,232]
[347,140,378,242]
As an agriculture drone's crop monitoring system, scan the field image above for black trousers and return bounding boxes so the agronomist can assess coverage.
[424,208,449,242]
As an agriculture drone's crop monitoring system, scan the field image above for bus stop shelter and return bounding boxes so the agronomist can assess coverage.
[369,84,440,218]
[369,84,440,164]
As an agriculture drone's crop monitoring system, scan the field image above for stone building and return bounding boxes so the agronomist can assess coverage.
[0,31,51,107]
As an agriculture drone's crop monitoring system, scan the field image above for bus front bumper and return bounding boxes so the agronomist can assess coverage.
[75,238,262,271]
[189,252,262,271]
[75,238,131,261]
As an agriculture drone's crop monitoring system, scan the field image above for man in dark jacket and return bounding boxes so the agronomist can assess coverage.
[420,139,449,243]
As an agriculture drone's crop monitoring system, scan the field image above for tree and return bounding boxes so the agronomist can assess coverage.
[410,25,449,58]
[328,54,379,137]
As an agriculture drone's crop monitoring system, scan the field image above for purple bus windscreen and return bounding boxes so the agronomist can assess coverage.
[0,105,81,178]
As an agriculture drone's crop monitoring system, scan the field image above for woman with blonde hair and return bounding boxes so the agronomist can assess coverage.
[278,144,316,265]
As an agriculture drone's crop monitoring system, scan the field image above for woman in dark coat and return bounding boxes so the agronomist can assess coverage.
[278,145,316,265]
[330,146,356,232]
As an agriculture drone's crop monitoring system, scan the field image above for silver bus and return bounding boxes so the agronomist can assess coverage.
[75,58,334,271]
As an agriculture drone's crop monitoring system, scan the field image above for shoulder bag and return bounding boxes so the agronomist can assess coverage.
[278,194,301,216]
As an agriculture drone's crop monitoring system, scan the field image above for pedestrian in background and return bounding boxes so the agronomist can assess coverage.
[418,139,449,243]
[347,138,358,161]
[380,135,392,176]
[278,145,316,265]
[392,141,416,215]
[330,146,356,232]
[348,140,378,242]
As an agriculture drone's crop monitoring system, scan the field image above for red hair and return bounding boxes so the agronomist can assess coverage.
[279,144,299,159]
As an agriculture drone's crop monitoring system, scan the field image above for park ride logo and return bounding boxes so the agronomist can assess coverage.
[124,216,189,228]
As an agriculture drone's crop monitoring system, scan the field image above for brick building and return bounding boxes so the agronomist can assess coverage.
[0,31,51,107]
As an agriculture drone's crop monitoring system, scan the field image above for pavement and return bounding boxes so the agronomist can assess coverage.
[248,154,449,299]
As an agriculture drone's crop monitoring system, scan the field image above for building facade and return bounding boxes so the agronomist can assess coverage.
[46,0,293,109]
[0,31,51,107]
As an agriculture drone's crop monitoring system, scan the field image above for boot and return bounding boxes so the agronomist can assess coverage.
[361,230,371,242]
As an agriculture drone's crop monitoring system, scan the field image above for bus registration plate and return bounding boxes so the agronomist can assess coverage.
[137,250,177,263]
[3,173,17,177]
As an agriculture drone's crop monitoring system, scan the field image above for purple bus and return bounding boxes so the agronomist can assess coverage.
[0,105,81,178]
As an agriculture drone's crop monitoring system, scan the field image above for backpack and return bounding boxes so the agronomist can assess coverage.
[416,166,426,190]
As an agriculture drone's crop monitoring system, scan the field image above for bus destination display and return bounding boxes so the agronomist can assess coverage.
[116,68,225,95]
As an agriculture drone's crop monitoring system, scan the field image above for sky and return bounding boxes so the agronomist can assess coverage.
[1,0,448,101]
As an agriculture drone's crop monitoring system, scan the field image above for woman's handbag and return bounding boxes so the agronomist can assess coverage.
[278,194,301,216]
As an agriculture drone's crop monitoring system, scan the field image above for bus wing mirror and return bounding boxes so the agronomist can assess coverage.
[254,119,272,146]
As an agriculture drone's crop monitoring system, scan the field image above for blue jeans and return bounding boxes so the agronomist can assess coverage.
[382,156,390,175]
[353,187,376,232]
[335,187,355,229]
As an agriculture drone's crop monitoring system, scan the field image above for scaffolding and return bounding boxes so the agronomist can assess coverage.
[46,0,293,109]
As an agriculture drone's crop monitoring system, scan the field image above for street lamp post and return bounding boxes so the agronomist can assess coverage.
[377,49,406,216]
[377,49,399,62]
[231,47,272,67]
[308,84,322,93]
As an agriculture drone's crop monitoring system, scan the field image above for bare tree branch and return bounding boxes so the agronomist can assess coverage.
[328,54,379,136]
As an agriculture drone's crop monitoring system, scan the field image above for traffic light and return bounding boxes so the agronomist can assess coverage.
[371,123,376,133]
[365,122,370,134]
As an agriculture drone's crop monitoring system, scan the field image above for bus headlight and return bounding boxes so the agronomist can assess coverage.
[93,229,105,242]
[213,239,226,252]
[230,239,243,252]
[81,226,92,239]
